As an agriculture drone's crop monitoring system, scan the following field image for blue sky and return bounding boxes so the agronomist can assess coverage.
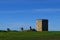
[0,0,60,31]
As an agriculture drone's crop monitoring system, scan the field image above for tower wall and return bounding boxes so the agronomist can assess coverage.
[36,20,42,31]
[42,20,48,31]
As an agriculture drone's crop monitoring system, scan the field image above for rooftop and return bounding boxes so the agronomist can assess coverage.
[36,19,48,20]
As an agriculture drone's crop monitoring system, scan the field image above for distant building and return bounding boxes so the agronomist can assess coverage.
[36,19,48,31]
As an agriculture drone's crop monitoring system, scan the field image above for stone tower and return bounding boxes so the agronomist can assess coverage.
[36,19,48,31]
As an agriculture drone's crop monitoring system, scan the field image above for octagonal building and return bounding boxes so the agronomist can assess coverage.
[36,19,48,31]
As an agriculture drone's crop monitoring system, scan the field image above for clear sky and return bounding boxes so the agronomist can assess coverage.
[0,0,60,31]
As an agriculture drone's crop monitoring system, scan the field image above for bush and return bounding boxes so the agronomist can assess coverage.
[32,29,36,31]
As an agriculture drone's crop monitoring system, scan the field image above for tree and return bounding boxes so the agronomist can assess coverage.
[21,27,23,31]
[30,26,32,30]
[7,28,10,31]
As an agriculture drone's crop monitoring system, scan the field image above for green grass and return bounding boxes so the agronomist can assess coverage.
[0,31,60,40]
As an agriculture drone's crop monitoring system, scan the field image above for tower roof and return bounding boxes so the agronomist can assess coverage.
[36,19,48,20]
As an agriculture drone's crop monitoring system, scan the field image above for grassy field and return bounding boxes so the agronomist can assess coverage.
[0,31,60,40]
